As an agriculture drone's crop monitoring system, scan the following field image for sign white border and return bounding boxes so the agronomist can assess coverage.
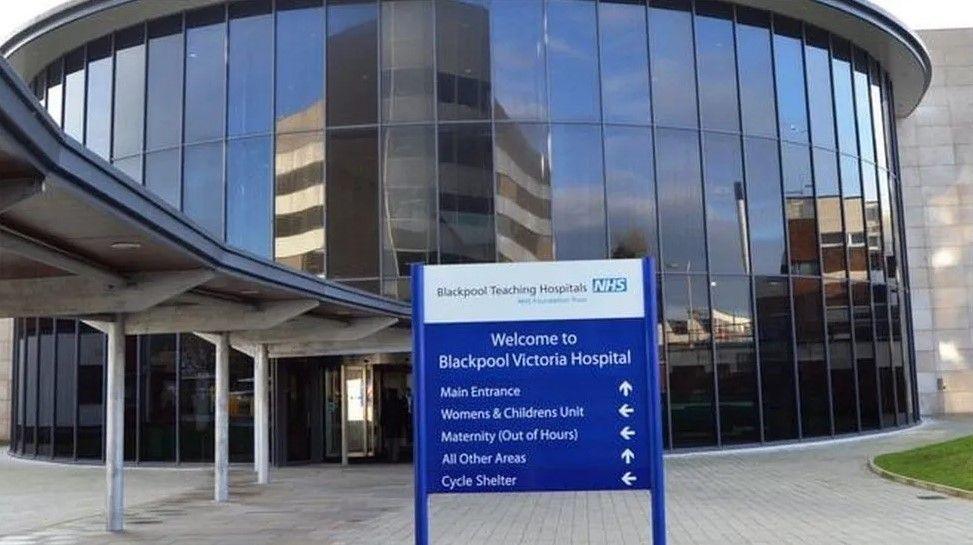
[421,259,645,324]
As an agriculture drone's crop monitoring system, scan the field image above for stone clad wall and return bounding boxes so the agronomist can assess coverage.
[899,28,973,414]
[0,319,12,442]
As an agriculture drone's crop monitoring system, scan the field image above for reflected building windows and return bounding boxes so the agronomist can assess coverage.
[438,124,495,263]
[381,0,435,123]
[436,0,491,121]
[781,143,819,275]
[381,125,438,286]
[495,123,552,262]
[275,132,325,274]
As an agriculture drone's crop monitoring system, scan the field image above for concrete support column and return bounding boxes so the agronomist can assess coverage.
[340,365,349,466]
[254,344,269,484]
[105,316,126,532]
[214,332,230,502]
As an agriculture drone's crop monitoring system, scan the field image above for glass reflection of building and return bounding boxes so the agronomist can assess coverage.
[11,0,918,461]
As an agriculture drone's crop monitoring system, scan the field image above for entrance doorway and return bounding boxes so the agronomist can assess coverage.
[274,354,412,465]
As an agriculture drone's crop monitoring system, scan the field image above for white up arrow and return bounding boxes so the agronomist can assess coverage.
[619,426,636,440]
[621,472,638,486]
[618,404,634,418]
[618,381,634,397]
[621,448,635,465]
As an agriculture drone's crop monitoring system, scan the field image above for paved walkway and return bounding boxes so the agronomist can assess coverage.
[2,418,973,544]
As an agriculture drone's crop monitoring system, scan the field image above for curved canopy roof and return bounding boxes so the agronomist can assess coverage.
[1,0,932,116]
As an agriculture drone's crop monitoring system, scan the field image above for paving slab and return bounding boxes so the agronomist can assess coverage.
[1,417,972,544]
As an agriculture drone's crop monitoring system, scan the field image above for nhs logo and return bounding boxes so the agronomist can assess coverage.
[592,277,628,293]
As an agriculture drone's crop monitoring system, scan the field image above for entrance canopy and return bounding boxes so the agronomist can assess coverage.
[0,57,410,356]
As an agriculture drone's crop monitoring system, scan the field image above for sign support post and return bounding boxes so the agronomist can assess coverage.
[411,258,666,545]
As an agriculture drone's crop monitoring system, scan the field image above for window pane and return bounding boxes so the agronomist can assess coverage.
[744,137,787,275]
[712,276,759,444]
[327,0,379,127]
[695,1,738,132]
[825,280,857,434]
[436,0,491,121]
[815,149,845,279]
[38,318,54,456]
[381,0,435,122]
[327,128,380,280]
[873,284,895,426]
[146,16,184,151]
[866,169,886,282]
[23,319,37,455]
[657,128,705,273]
[63,49,86,142]
[228,0,273,137]
[180,334,215,463]
[870,62,888,171]
[275,131,325,274]
[381,125,437,278]
[703,132,748,274]
[145,148,182,208]
[229,349,254,463]
[77,323,104,458]
[183,142,225,237]
[735,8,775,138]
[891,289,910,421]
[755,276,797,440]
[185,7,227,144]
[227,136,273,257]
[86,37,113,160]
[852,281,879,429]
[805,27,835,149]
[793,277,830,437]
[113,26,146,161]
[649,0,697,128]
[437,123,495,263]
[547,0,600,121]
[277,0,325,132]
[598,0,650,125]
[853,49,875,164]
[495,123,551,261]
[54,320,76,457]
[842,155,867,281]
[491,0,546,120]
[832,39,857,156]
[664,274,715,448]
[140,334,177,462]
[773,17,809,143]
[605,126,655,259]
[550,124,606,259]
[782,143,819,275]
[46,61,64,128]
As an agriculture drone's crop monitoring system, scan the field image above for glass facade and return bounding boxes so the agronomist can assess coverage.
[17,0,916,455]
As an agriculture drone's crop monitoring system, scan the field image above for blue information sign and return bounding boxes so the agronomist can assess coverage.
[411,258,666,544]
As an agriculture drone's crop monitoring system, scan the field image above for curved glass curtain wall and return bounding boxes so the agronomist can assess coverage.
[18,0,916,453]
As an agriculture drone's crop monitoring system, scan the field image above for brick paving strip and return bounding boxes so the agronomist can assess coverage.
[2,417,973,545]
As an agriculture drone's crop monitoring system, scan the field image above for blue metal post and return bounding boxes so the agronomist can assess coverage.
[411,264,429,545]
[643,258,667,545]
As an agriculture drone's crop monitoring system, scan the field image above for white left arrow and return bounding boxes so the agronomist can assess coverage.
[618,404,634,418]
[621,472,638,487]
[621,448,635,465]
[619,426,636,440]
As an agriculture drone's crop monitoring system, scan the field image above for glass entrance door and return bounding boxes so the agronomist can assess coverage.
[344,366,375,458]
